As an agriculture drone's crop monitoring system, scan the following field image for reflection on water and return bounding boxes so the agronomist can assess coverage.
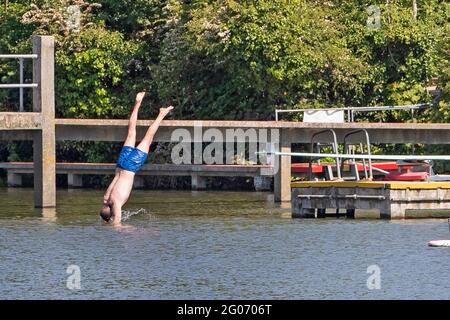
[0,187,449,300]
[39,208,57,223]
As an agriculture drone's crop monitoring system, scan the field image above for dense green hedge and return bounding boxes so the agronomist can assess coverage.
[0,1,449,184]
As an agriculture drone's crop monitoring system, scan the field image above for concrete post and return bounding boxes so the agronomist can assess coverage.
[7,172,22,187]
[133,175,145,189]
[33,36,56,207]
[67,173,83,188]
[254,175,272,191]
[274,129,291,202]
[191,174,206,190]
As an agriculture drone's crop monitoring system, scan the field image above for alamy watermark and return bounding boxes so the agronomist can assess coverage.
[66,5,81,32]
[66,264,81,290]
[170,122,280,175]
[366,5,381,30]
[366,264,381,290]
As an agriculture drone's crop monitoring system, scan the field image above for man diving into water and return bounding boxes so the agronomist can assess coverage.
[100,92,173,225]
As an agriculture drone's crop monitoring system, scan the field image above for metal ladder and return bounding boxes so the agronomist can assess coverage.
[308,129,341,181]
[342,129,373,181]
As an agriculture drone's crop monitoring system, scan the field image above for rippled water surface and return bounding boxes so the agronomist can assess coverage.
[0,188,449,299]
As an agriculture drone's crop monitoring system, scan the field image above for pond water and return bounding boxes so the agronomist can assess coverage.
[0,188,449,299]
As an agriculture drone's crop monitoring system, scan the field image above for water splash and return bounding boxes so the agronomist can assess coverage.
[121,208,147,221]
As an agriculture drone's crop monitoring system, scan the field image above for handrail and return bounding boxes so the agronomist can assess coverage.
[264,152,450,161]
[308,129,341,180]
[275,103,430,121]
[342,129,373,180]
[0,84,38,88]
[0,54,38,59]
[0,54,38,111]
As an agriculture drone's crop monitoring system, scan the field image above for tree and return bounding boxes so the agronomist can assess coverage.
[21,0,138,118]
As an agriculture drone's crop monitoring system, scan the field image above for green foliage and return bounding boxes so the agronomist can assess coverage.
[2,0,447,119]
[55,27,138,118]
[19,0,139,118]
[154,0,373,119]
[4,141,33,162]
[434,12,450,122]
[0,1,35,52]
[0,0,449,171]
[57,141,121,162]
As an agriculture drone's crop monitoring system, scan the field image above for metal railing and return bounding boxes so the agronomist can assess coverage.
[0,54,39,112]
[342,129,373,180]
[275,103,430,122]
[308,129,341,180]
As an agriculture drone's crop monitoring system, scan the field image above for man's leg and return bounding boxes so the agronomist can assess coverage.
[136,106,173,153]
[124,92,146,147]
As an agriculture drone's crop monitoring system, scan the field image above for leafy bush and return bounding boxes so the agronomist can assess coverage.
[0,0,448,172]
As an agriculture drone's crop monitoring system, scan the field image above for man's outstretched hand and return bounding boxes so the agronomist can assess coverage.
[135,92,146,104]
[159,105,174,117]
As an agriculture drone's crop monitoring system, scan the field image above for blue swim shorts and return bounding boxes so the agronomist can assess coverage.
[117,146,148,173]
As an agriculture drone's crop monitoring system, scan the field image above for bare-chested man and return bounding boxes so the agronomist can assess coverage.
[100,92,173,225]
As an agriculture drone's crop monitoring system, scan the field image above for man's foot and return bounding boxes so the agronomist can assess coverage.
[131,92,146,115]
[159,106,174,117]
[136,92,146,104]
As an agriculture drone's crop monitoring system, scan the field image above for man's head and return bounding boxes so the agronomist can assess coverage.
[100,204,112,222]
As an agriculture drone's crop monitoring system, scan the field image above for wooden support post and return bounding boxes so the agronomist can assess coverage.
[33,36,56,207]
[67,173,83,188]
[274,129,291,202]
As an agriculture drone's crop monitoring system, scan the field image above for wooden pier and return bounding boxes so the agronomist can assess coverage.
[291,180,450,219]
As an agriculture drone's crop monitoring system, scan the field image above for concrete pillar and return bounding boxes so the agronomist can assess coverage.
[387,201,407,219]
[33,36,56,207]
[317,208,326,218]
[133,175,145,189]
[40,207,57,222]
[191,174,206,190]
[380,208,392,219]
[274,129,291,202]
[67,173,83,188]
[346,209,356,218]
[254,175,272,191]
[7,172,23,187]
